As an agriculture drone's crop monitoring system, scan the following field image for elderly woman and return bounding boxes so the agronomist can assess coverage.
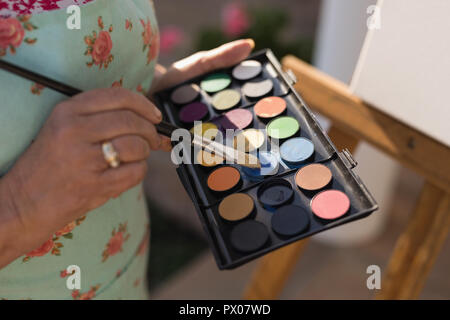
[0,0,253,299]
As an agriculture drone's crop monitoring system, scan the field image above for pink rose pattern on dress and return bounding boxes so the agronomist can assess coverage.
[136,84,144,94]
[140,18,158,65]
[30,82,44,95]
[72,284,100,300]
[0,0,94,17]
[23,216,86,262]
[54,221,77,237]
[25,239,54,258]
[60,269,74,278]
[111,77,123,88]
[102,222,130,262]
[125,18,133,31]
[84,16,114,69]
[148,31,158,63]
[0,15,37,56]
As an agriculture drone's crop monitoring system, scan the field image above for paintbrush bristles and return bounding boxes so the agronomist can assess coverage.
[193,135,261,169]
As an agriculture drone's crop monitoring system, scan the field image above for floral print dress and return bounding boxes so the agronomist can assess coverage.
[0,0,159,299]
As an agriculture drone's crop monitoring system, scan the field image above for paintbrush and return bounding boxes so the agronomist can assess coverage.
[0,59,260,168]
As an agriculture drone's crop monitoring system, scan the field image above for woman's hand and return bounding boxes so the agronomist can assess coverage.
[149,39,255,94]
[0,87,170,268]
[0,39,254,268]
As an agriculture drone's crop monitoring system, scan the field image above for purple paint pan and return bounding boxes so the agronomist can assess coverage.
[178,102,209,123]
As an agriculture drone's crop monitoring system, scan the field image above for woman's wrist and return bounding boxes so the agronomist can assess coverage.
[0,173,28,268]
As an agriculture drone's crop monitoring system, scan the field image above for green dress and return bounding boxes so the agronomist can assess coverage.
[0,0,159,299]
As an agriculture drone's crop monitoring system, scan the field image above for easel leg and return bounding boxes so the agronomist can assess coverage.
[243,126,359,300]
[243,240,309,300]
[377,182,450,299]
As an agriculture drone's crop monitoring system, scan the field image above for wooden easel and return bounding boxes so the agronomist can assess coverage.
[243,56,450,300]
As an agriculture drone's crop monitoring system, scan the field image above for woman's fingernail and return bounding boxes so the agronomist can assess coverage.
[155,107,162,120]
[245,38,255,49]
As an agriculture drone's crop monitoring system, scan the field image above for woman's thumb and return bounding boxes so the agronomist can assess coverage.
[202,39,255,71]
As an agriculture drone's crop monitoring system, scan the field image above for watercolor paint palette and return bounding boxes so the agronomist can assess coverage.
[154,49,378,269]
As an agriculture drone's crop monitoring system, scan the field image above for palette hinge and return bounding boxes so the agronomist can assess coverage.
[340,148,358,169]
[284,69,297,85]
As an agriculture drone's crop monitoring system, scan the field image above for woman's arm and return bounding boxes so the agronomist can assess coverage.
[149,39,254,94]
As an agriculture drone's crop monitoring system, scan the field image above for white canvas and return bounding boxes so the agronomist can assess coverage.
[352,0,450,147]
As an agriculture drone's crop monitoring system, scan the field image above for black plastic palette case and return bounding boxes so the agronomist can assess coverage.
[154,49,378,270]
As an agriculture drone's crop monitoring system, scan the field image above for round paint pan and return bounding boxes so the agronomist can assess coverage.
[242,79,273,99]
[254,96,287,120]
[218,193,255,222]
[232,60,262,80]
[266,116,300,140]
[219,108,253,130]
[200,73,231,93]
[170,84,201,105]
[211,89,241,111]
[280,137,314,166]
[207,166,242,193]
[311,189,350,220]
[233,128,265,153]
[242,152,279,181]
[190,122,219,140]
[295,163,332,192]
[271,205,310,237]
[230,220,269,253]
[196,149,224,168]
[257,178,294,208]
[178,102,209,124]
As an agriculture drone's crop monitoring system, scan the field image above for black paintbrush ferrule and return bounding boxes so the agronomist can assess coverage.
[155,120,179,137]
